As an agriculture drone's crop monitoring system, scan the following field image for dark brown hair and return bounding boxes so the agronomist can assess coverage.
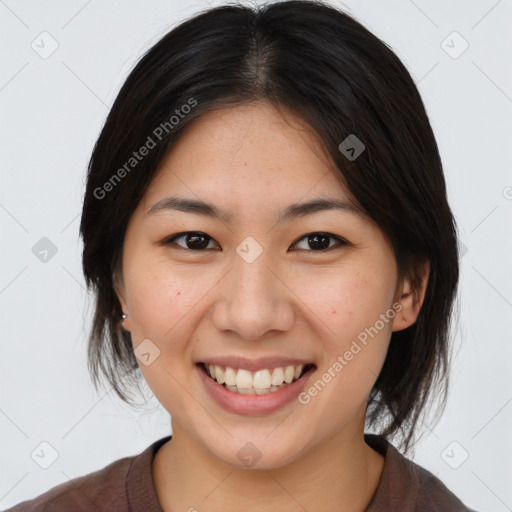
[80,0,459,452]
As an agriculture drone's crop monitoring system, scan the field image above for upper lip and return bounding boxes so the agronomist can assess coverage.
[197,356,315,372]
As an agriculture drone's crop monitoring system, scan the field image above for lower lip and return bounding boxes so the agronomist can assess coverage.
[197,364,316,416]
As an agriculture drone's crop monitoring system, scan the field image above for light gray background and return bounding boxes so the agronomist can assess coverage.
[1,0,511,510]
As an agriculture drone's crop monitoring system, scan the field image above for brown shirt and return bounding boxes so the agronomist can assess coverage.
[5,434,477,511]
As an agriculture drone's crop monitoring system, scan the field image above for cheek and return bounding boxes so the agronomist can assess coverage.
[297,271,395,433]
[124,261,212,413]
[294,266,395,349]
[124,254,213,341]
[312,270,395,401]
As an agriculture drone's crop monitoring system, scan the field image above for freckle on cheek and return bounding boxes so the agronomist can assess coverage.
[177,291,181,295]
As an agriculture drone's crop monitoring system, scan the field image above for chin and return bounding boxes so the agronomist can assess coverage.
[205,433,305,471]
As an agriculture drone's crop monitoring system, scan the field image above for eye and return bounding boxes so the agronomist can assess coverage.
[162,231,220,251]
[290,232,347,252]
[160,231,348,253]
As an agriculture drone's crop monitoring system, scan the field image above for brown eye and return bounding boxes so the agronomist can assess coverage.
[163,232,220,251]
[161,231,347,253]
[290,232,346,252]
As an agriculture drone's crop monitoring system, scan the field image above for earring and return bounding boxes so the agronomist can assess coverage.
[121,313,128,319]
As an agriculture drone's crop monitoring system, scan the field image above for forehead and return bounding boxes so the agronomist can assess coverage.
[142,101,351,213]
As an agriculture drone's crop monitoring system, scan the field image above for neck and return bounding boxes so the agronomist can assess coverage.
[153,410,384,512]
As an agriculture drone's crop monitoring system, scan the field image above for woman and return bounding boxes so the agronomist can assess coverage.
[7,0,477,510]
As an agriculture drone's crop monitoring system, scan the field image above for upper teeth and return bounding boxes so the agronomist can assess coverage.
[206,364,305,389]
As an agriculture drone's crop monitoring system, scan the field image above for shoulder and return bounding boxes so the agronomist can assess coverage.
[4,437,170,512]
[364,434,479,512]
[412,461,477,512]
[4,455,133,512]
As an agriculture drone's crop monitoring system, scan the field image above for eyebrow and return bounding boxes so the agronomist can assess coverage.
[145,195,359,223]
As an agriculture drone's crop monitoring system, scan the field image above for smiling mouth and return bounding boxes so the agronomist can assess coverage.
[198,362,316,395]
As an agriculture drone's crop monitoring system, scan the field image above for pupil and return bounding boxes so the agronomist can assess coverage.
[187,233,208,249]
[309,234,329,250]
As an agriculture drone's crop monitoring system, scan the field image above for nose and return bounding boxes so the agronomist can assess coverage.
[211,249,295,341]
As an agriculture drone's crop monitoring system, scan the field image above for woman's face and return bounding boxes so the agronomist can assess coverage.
[117,101,414,469]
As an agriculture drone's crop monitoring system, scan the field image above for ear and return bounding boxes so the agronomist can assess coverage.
[113,271,131,332]
[392,260,430,332]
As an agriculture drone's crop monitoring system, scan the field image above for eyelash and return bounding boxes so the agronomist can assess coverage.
[160,231,348,253]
